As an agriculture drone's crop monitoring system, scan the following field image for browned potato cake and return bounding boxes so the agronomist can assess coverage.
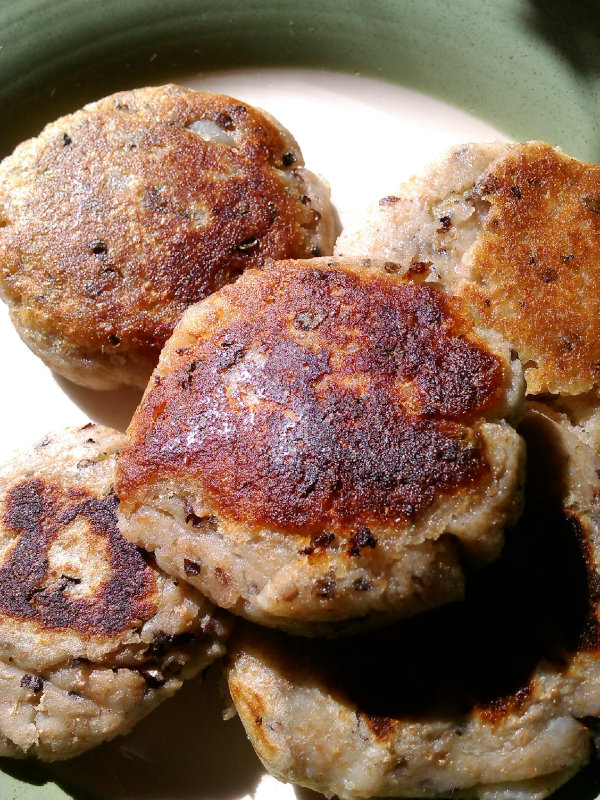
[0,425,229,761]
[336,141,600,398]
[0,84,335,389]
[227,404,600,800]
[116,256,525,636]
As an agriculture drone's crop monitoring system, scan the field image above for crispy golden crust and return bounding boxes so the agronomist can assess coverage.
[118,258,506,533]
[462,142,600,395]
[0,424,230,760]
[0,84,334,389]
[336,140,600,398]
[116,257,524,632]
[226,405,600,799]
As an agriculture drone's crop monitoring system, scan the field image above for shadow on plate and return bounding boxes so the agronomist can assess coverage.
[551,762,600,800]
[44,664,264,800]
[524,0,600,77]
[294,787,326,800]
[53,374,144,433]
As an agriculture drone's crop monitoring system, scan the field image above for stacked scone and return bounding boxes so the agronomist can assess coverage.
[1,83,599,800]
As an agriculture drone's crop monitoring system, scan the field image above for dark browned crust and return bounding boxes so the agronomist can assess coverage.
[0,85,326,373]
[0,479,156,636]
[463,141,600,394]
[364,714,395,739]
[228,405,600,733]
[118,260,506,535]
[476,684,534,726]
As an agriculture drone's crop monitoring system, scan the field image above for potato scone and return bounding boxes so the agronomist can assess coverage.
[0,424,229,761]
[336,141,600,399]
[116,256,525,636]
[0,84,335,390]
[227,404,600,800]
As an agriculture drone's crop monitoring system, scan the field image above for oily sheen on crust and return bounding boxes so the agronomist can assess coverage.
[0,84,334,389]
[227,405,600,800]
[337,141,600,399]
[0,425,229,761]
[117,256,525,635]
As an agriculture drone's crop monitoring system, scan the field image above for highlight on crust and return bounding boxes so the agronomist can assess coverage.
[0,424,230,761]
[116,256,525,635]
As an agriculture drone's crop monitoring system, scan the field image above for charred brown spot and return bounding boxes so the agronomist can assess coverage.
[365,714,395,739]
[88,240,108,256]
[584,197,600,214]
[346,526,378,557]
[437,215,452,233]
[141,669,166,688]
[20,674,44,693]
[379,195,399,206]
[383,261,402,274]
[477,683,532,724]
[0,480,156,636]
[406,260,432,277]
[218,341,245,370]
[180,361,199,389]
[184,502,216,528]
[270,409,598,723]
[476,174,502,196]
[183,558,202,576]
[312,572,336,599]
[118,264,503,533]
[299,531,335,556]
[146,631,194,658]
[235,236,259,254]
[214,111,235,130]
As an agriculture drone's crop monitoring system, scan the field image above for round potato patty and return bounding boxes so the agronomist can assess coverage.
[0,424,230,761]
[116,256,525,636]
[0,84,335,389]
[336,141,600,398]
[226,404,600,800]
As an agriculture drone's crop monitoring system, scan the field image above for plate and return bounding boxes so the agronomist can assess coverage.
[1,2,600,799]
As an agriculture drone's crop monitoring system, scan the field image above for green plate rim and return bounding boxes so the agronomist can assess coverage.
[1,1,600,798]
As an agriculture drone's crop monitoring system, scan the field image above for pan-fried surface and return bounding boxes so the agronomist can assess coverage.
[227,404,600,799]
[0,425,229,761]
[0,84,334,389]
[336,141,600,396]
[117,257,524,635]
